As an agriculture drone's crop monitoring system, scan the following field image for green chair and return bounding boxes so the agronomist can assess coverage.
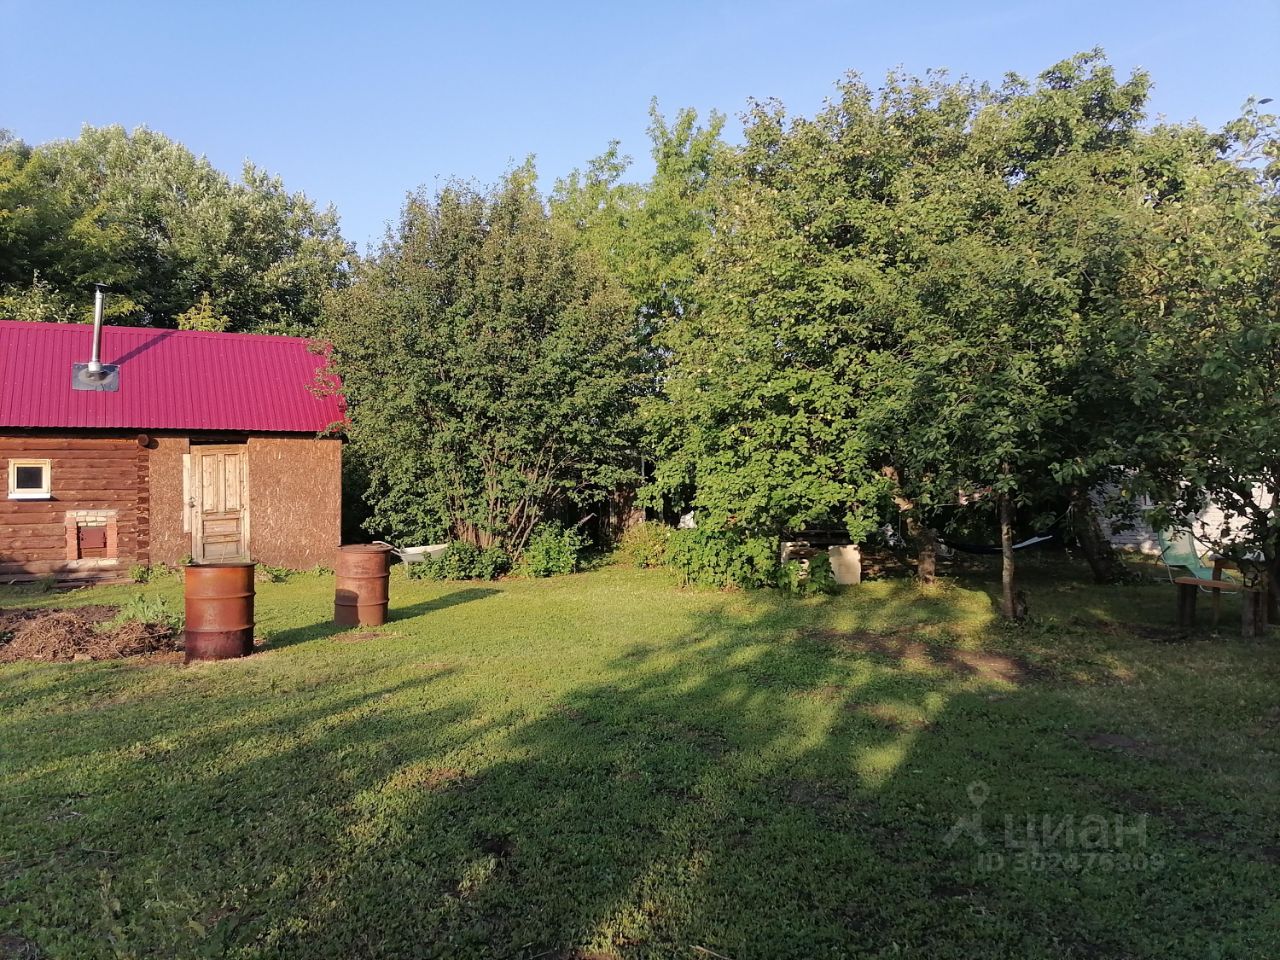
[1156,528,1233,588]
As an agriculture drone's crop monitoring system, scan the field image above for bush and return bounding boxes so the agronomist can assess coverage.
[618,521,670,568]
[520,523,586,577]
[806,552,838,595]
[475,546,512,581]
[102,594,184,632]
[778,552,839,596]
[665,528,778,589]
[129,564,152,584]
[258,565,293,583]
[404,560,433,581]
[410,542,511,581]
[776,559,806,595]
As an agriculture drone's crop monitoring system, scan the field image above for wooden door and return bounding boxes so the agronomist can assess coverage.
[191,445,250,562]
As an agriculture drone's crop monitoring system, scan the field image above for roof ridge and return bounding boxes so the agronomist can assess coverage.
[0,318,319,346]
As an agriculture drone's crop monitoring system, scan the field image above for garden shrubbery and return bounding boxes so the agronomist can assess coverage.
[777,552,838,597]
[618,521,670,568]
[520,524,587,577]
[401,526,587,581]
[665,528,779,589]
[408,542,512,581]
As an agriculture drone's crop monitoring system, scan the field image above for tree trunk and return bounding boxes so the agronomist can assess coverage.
[1070,487,1130,584]
[1266,554,1279,627]
[879,465,937,583]
[999,489,1017,620]
[916,524,938,583]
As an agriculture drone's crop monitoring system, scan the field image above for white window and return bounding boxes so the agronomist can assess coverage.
[8,459,51,499]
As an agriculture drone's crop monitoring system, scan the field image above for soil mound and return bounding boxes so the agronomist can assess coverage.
[0,606,180,663]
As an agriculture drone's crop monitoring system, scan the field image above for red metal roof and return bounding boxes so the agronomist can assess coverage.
[0,320,344,433]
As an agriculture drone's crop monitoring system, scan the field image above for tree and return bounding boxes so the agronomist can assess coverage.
[0,125,351,332]
[869,53,1161,607]
[551,104,727,532]
[1123,102,1280,619]
[176,292,231,332]
[652,52,1172,610]
[0,273,76,324]
[552,101,726,345]
[322,166,644,554]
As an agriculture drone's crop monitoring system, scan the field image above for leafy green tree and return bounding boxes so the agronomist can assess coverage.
[653,52,1179,610]
[176,292,231,332]
[322,166,643,554]
[0,125,351,332]
[868,53,1161,608]
[0,272,76,323]
[1123,102,1280,616]
[552,104,727,532]
[552,101,726,344]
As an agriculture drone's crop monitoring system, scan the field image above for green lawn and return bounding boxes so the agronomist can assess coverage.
[1,561,1277,959]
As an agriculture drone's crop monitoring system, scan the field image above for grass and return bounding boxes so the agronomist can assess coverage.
[0,558,1277,959]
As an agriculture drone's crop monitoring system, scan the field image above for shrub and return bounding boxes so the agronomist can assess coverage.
[665,528,778,589]
[102,594,183,633]
[404,560,433,581]
[806,552,838,595]
[776,559,806,595]
[779,552,839,596]
[520,523,586,577]
[259,565,293,583]
[618,521,670,568]
[412,542,511,581]
[475,546,512,581]
[129,564,152,584]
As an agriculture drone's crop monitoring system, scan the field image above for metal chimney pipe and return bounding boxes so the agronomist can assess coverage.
[89,284,106,374]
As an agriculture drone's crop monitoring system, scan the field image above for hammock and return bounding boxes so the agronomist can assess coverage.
[937,533,1057,556]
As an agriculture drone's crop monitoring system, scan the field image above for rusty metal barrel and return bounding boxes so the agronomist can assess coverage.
[184,562,255,662]
[334,544,393,627]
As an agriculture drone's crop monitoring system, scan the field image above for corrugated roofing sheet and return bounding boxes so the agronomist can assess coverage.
[0,320,344,433]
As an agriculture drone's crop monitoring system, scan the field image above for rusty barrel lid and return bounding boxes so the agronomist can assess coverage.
[336,544,392,578]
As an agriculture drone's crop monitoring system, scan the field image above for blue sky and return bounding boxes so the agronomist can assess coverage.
[4,0,1277,250]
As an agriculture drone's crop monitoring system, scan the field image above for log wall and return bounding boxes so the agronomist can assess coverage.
[0,435,149,578]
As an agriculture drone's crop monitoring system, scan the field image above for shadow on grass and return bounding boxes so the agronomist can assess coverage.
[264,586,502,649]
[1,568,1277,958]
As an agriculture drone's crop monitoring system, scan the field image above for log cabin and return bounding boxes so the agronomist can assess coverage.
[0,319,344,583]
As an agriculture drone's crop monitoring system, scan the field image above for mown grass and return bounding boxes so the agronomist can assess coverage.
[0,559,1277,959]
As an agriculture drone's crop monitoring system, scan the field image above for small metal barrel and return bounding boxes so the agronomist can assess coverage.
[184,562,255,662]
[335,544,392,627]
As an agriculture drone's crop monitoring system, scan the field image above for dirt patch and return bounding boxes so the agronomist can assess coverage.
[805,628,1038,684]
[386,764,472,794]
[848,702,933,732]
[477,833,515,859]
[0,933,40,960]
[786,779,846,812]
[0,607,179,663]
[679,725,730,758]
[334,630,398,644]
[409,766,467,790]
